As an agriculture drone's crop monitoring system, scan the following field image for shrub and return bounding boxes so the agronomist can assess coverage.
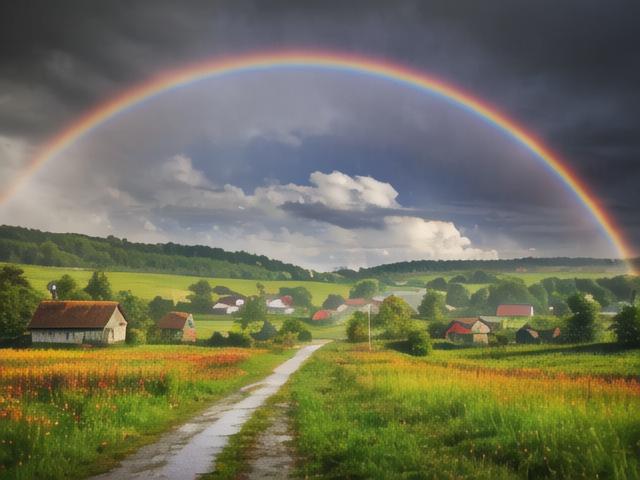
[297,329,312,342]
[252,320,279,341]
[407,329,432,356]
[494,333,510,346]
[280,318,304,335]
[208,331,227,347]
[346,312,369,343]
[612,305,640,346]
[279,332,297,348]
[126,328,146,345]
[427,320,449,339]
[226,331,254,348]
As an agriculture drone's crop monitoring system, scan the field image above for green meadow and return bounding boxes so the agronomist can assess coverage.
[7,263,351,304]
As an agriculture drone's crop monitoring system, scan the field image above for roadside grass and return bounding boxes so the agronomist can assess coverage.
[0,345,295,480]
[205,387,290,480]
[7,263,351,304]
[288,342,640,479]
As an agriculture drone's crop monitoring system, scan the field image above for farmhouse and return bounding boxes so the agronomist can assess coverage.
[496,304,534,317]
[445,317,491,344]
[516,325,561,344]
[158,311,196,342]
[212,303,239,315]
[218,295,245,307]
[28,301,127,345]
[312,309,332,321]
[266,296,294,314]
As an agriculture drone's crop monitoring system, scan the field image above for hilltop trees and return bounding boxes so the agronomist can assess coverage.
[0,265,41,338]
[349,279,379,299]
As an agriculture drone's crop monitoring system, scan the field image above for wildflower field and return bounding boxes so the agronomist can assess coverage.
[290,342,640,479]
[0,345,293,480]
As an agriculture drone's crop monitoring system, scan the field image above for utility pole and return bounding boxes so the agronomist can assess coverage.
[367,302,372,351]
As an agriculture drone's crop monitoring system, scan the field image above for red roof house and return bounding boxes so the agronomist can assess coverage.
[345,298,367,306]
[158,311,196,342]
[312,309,332,321]
[445,317,491,344]
[496,304,534,317]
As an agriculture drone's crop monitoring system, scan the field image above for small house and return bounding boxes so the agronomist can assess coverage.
[496,304,534,317]
[266,296,294,314]
[445,318,491,344]
[538,327,561,342]
[218,295,245,307]
[158,311,196,342]
[211,302,240,315]
[312,309,332,321]
[28,301,127,345]
[515,325,540,344]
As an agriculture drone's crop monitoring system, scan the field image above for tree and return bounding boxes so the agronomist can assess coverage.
[418,289,445,321]
[406,329,432,356]
[52,274,90,300]
[564,293,599,343]
[574,278,614,307]
[426,320,449,339]
[0,266,41,338]
[187,280,213,313]
[279,286,312,309]
[148,296,175,321]
[469,270,497,284]
[238,295,266,330]
[446,283,470,307]
[84,271,112,300]
[256,282,266,296]
[426,277,448,291]
[469,287,490,311]
[611,305,640,346]
[322,293,345,310]
[528,283,549,310]
[450,274,467,283]
[375,295,413,338]
[487,279,537,312]
[346,311,368,342]
[116,290,151,331]
[349,279,379,299]
[253,320,279,341]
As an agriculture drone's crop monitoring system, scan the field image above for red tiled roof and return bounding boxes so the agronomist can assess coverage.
[496,304,534,317]
[28,301,124,329]
[158,311,191,329]
[345,298,367,306]
[312,310,332,321]
[446,322,472,335]
[280,295,293,306]
[452,317,481,326]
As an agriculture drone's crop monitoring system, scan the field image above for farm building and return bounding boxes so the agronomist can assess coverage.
[496,304,534,317]
[158,311,196,342]
[312,309,332,321]
[516,325,561,344]
[218,295,245,307]
[345,298,367,307]
[445,318,491,344]
[266,296,294,314]
[28,301,127,345]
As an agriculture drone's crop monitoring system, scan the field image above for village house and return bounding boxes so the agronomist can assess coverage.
[211,295,245,315]
[496,304,534,317]
[158,311,196,342]
[312,309,333,321]
[28,300,127,345]
[266,295,294,314]
[516,324,561,344]
[445,317,491,344]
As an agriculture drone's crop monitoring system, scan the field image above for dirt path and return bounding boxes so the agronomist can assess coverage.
[91,341,328,480]
[245,401,295,480]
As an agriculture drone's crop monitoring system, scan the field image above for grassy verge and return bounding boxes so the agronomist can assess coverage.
[205,387,290,480]
[0,345,295,480]
[288,342,640,479]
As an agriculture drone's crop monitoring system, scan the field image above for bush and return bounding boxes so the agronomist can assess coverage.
[346,312,369,343]
[126,328,146,345]
[252,320,279,341]
[297,329,312,342]
[612,305,640,346]
[226,331,254,348]
[208,331,227,347]
[278,332,297,348]
[280,318,304,335]
[427,320,449,339]
[407,329,432,356]
[494,333,510,346]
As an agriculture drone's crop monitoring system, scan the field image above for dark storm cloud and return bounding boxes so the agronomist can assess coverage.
[280,202,392,230]
[1,0,638,256]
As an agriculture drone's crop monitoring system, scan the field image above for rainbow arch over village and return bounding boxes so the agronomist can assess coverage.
[1,49,635,271]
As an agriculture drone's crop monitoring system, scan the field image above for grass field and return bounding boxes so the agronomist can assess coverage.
[287,342,640,479]
[6,263,351,304]
[0,345,295,480]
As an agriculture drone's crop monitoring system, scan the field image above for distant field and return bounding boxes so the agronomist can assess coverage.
[410,270,619,286]
[7,263,351,304]
[196,314,346,340]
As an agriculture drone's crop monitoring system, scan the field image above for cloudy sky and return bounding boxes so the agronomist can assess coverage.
[0,1,638,270]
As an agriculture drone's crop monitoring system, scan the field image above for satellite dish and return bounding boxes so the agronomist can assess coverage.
[47,281,58,300]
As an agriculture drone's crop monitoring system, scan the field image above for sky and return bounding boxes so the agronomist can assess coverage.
[0,1,638,271]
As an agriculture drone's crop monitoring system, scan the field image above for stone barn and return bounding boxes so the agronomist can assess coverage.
[28,301,128,344]
[158,311,196,342]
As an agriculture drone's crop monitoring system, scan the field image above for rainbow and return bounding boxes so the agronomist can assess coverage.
[1,50,635,269]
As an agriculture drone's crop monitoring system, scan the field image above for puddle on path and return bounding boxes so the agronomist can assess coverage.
[91,341,328,480]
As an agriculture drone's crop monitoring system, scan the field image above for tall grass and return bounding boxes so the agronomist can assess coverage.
[0,345,292,479]
[290,343,640,479]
